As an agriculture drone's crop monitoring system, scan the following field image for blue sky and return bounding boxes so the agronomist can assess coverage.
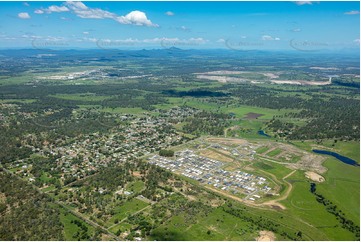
[0,1,359,50]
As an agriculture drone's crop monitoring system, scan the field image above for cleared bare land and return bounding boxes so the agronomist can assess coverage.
[271,79,331,86]
[305,171,325,183]
[199,149,234,163]
[206,137,248,146]
[256,230,276,241]
[195,70,331,86]
[257,141,327,174]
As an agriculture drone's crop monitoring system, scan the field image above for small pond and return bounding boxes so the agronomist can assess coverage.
[312,149,359,167]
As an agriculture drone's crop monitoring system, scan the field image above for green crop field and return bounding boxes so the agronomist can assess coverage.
[256,146,270,154]
[265,148,283,157]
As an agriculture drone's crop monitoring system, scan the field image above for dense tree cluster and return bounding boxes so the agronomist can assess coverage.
[183,111,231,136]
[159,149,175,157]
[0,172,64,240]
[265,97,359,140]
[333,77,360,88]
[102,93,167,110]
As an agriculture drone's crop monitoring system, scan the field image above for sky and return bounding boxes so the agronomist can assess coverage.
[0,1,359,51]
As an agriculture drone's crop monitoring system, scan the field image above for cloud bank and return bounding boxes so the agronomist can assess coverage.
[34,1,158,27]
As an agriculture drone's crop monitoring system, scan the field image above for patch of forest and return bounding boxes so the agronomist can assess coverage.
[0,171,64,240]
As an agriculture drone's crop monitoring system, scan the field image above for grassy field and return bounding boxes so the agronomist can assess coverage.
[253,161,274,171]
[0,73,35,85]
[126,181,145,193]
[150,207,257,241]
[229,120,271,139]
[39,172,52,182]
[317,158,360,225]
[265,148,283,157]
[0,98,36,103]
[280,170,357,240]
[256,146,270,154]
[222,105,292,120]
[109,222,132,234]
[253,158,293,180]
[59,209,95,240]
[278,153,301,163]
[41,185,56,192]
[105,198,149,227]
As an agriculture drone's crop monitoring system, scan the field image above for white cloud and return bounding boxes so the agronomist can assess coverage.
[35,5,69,14]
[294,1,313,5]
[165,11,174,16]
[354,39,360,44]
[18,12,31,19]
[83,31,89,35]
[116,11,158,27]
[292,28,302,32]
[344,10,360,15]
[217,39,226,43]
[65,1,158,27]
[23,2,30,7]
[67,1,87,10]
[262,35,280,41]
[47,5,69,13]
[66,1,116,19]
[34,9,44,14]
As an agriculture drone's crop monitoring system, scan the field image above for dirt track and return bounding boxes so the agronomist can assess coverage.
[261,170,296,209]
